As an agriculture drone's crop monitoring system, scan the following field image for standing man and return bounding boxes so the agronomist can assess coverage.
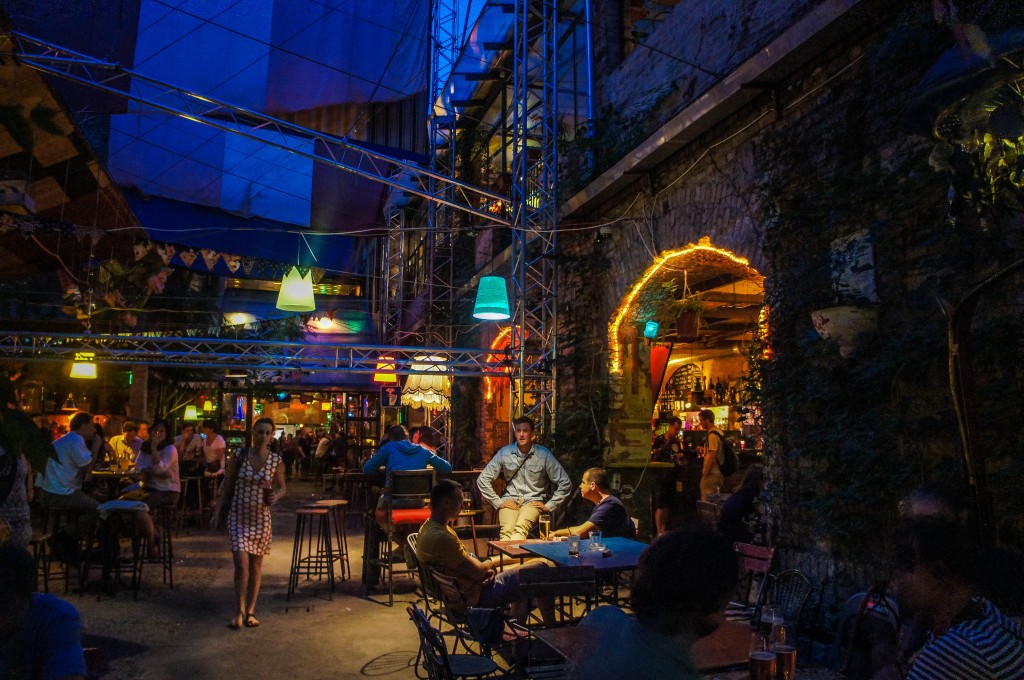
[651,416,685,535]
[552,468,635,539]
[477,416,571,541]
[698,409,725,500]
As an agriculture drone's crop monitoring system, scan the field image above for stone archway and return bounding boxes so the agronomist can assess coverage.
[605,236,764,463]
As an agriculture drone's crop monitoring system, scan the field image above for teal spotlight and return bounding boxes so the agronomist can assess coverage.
[643,321,659,340]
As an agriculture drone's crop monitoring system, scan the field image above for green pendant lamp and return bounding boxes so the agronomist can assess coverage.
[276,267,316,312]
[472,276,511,320]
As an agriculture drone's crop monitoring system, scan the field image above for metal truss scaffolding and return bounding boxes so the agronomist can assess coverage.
[0,332,534,378]
[381,205,405,344]
[510,0,559,433]
[6,32,512,227]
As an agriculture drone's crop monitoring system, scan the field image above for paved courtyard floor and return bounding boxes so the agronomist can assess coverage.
[71,479,425,680]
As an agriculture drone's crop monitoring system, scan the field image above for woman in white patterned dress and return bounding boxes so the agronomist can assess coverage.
[222,418,285,629]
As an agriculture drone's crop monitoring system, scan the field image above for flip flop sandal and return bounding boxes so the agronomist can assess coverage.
[244,614,261,628]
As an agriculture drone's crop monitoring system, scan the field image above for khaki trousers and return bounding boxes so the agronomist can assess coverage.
[497,503,543,541]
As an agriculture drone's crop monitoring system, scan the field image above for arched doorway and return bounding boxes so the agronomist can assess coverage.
[605,236,764,463]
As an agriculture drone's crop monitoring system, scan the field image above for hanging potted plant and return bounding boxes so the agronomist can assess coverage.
[674,295,705,342]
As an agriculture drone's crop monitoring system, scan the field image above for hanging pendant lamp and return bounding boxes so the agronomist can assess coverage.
[473,276,511,320]
[69,352,98,379]
[373,357,398,383]
[184,405,199,420]
[276,267,316,312]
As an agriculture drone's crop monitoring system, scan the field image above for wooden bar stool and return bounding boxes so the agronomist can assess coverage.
[312,499,350,581]
[288,507,335,600]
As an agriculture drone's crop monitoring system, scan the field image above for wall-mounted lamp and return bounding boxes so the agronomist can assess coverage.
[276,267,315,312]
[472,276,511,320]
[70,352,97,379]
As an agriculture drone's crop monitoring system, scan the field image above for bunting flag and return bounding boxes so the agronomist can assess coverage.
[200,248,220,271]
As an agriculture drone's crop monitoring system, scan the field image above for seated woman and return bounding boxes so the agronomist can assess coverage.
[717,464,764,544]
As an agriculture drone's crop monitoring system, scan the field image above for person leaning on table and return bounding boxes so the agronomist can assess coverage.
[550,467,635,539]
[476,416,571,541]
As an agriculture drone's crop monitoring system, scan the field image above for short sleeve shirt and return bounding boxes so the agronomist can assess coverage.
[416,518,482,605]
[587,495,635,538]
[41,432,92,495]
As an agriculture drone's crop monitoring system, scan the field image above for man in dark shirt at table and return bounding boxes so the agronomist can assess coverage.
[551,468,635,539]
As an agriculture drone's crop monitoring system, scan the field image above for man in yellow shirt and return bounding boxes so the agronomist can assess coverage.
[417,479,554,626]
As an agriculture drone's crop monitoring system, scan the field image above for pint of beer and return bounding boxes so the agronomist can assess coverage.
[749,651,776,680]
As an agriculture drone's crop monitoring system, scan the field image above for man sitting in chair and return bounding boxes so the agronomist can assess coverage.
[418,480,555,626]
[477,417,571,541]
[551,468,635,539]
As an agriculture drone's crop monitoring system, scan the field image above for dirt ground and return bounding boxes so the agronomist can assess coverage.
[69,479,425,680]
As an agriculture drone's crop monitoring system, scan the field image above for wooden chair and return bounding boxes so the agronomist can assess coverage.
[407,606,502,680]
[727,542,775,620]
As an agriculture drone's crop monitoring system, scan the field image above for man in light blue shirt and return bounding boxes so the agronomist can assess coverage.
[477,416,571,540]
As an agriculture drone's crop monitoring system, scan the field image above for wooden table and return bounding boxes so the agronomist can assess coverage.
[487,539,545,570]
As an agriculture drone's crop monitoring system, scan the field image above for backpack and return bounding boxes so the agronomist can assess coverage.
[712,431,738,477]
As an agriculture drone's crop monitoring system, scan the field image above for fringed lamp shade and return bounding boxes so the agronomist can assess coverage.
[276,267,316,312]
[70,353,97,379]
[403,355,450,410]
[472,276,511,320]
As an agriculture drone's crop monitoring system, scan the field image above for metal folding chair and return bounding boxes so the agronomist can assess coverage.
[407,605,502,680]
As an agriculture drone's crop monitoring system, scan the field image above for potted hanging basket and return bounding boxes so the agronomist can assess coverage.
[675,311,700,341]
[810,305,877,358]
[673,296,705,342]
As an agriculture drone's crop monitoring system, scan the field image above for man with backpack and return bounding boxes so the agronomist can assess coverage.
[698,409,737,499]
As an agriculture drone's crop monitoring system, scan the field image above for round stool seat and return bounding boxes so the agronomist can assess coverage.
[314,499,349,508]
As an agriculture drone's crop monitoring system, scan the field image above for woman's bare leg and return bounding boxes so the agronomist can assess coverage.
[245,554,264,618]
[231,550,247,627]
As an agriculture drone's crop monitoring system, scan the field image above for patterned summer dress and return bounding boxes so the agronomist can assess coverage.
[228,450,282,555]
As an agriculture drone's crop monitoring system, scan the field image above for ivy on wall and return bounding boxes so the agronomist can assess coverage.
[754,1,1024,564]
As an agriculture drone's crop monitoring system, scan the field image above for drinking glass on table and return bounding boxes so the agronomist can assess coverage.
[759,605,781,633]
[748,632,776,680]
[539,514,551,540]
[770,621,797,680]
[590,529,603,550]
[567,534,580,556]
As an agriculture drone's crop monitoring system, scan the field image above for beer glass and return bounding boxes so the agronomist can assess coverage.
[590,530,603,550]
[748,633,776,680]
[539,514,551,540]
[770,621,797,680]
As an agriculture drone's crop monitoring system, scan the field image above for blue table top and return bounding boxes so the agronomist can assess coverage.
[520,536,648,570]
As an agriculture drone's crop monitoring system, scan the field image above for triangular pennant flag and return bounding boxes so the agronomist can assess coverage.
[155,243,175,264]
[223,254,241,273]
[133,242,152,262]
[241,257,255,275]
[178,248,197,268]
[200,249,220,271]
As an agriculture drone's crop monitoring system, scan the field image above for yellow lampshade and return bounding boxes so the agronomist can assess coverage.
[184,405,199,420]
[320,401,331,411]
[70,353,97,379]
[373,357,398,383]
[203,400,214,412]
[276,267,316,312]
